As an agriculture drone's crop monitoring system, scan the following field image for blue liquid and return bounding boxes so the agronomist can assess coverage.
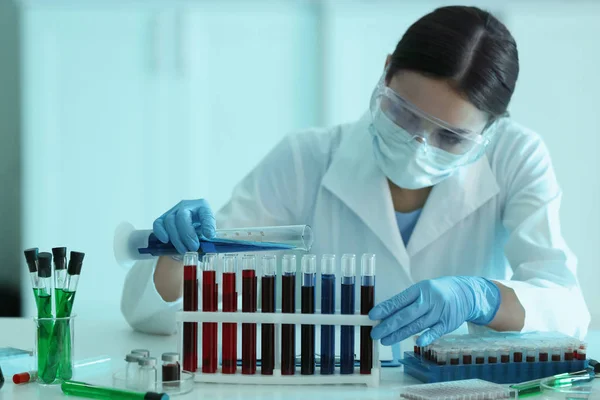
[140,233,294,256]
[340,280,355,374]
[320,274,335,375]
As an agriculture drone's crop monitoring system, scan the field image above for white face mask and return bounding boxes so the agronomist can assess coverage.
[369,109,466,190]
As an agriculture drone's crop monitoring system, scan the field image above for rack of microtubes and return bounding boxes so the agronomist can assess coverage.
[175,311,381,387]
[401,331,589,384]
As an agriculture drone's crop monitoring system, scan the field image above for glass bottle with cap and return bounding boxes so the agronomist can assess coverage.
[138,357,158,391]
[131,349,150,358]
[125,353,142,389]
[161,352,181,386]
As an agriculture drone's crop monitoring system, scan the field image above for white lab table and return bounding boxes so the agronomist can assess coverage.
[0,317,421,399]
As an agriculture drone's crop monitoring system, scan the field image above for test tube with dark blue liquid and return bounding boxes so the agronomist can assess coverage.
[281,254,296,376]
[320,254,336,375]
[340,254,356,375]
[360,254,375,375]
[301,254,316,375]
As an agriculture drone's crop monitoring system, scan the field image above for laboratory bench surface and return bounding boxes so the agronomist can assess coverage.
[0,317,419,400]
[1,317,599,400]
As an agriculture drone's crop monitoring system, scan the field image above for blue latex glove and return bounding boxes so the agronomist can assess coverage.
[153,199,217,254]
[369,276,501,347]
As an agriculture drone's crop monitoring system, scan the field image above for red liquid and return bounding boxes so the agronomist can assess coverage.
[514,352,523,363]
[551,354,561,362]
[242,270,257,375]
[414,346,420,355]
[463,355,472,365]
[577,352,587,361]
[360,285,374,375]
[476,357,484,364]
[281,274,296,375]
[539,353,548,362]
[437,361,446,365]
[183,265,198,372]
[222,272,237,374]
[261,276,275,375]
[202,270,218,373]
[488,357,498,364]
[162,363,181,381]
[450,358,459,365]
[564,352,574,361]
[501,355,510,363]
[526,356,535,362]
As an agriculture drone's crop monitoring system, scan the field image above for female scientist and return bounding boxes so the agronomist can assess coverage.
[121,6,590,345]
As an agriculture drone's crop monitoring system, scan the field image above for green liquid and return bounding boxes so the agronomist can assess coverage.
[34,289,57,383]
[62,380,161,400]
[55,289,76,380]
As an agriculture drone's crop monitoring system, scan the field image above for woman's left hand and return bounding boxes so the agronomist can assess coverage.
[369,276,501,347]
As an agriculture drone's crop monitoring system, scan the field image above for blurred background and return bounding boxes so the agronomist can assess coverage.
[0,0,598,327]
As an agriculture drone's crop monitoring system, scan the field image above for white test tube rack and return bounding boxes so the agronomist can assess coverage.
[175,311,381,387]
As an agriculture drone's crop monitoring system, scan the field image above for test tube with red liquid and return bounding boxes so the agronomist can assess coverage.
[202,254,218,373]
[301,254,316,375]
[281,254,296,375]
[242,255,257,375]
[261,255,276,375]
[222,254,238,374]
[360,253,375,375]
[551,347,561,362]
[183,252,198,372]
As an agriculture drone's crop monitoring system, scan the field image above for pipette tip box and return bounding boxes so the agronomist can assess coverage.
[401,379,518,399]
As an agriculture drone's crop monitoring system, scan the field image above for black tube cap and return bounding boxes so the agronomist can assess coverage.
[24,248,38,273]
[67,251,85,275]
[144,392,169,400]
[52,247,67,270]
[38,252,52,278]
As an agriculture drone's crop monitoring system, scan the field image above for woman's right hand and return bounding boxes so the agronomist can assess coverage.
[153,199,217,254]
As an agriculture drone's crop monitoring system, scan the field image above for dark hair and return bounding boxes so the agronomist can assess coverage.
[386,6,519,118]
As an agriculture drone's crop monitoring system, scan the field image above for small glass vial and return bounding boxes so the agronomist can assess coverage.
[125,353,142,389]
[138,357,158,391]
[161,352,181,386]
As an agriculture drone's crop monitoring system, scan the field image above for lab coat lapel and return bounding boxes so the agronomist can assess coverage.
[321,114,411,278]
[406,155,500,256]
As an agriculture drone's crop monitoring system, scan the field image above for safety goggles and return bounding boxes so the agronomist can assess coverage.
[370,74,496,159]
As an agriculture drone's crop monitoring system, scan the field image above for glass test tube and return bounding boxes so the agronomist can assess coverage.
[222,254,238,374]
[564,345,574,361]
[340,254,356,375]
[242,255,258,375]
[551,348,561,362]
[475,350,485,365]
[182,252,198,372]
[261,255,276,375]
[360,254,375,375]
[320,254,336,375]
[202,254,218,374]
[281,254,296,375]
[539,348,549,362]
[301,255,316,375]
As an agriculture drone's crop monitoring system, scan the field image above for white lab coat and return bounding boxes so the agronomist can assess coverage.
[121,113,590,339]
